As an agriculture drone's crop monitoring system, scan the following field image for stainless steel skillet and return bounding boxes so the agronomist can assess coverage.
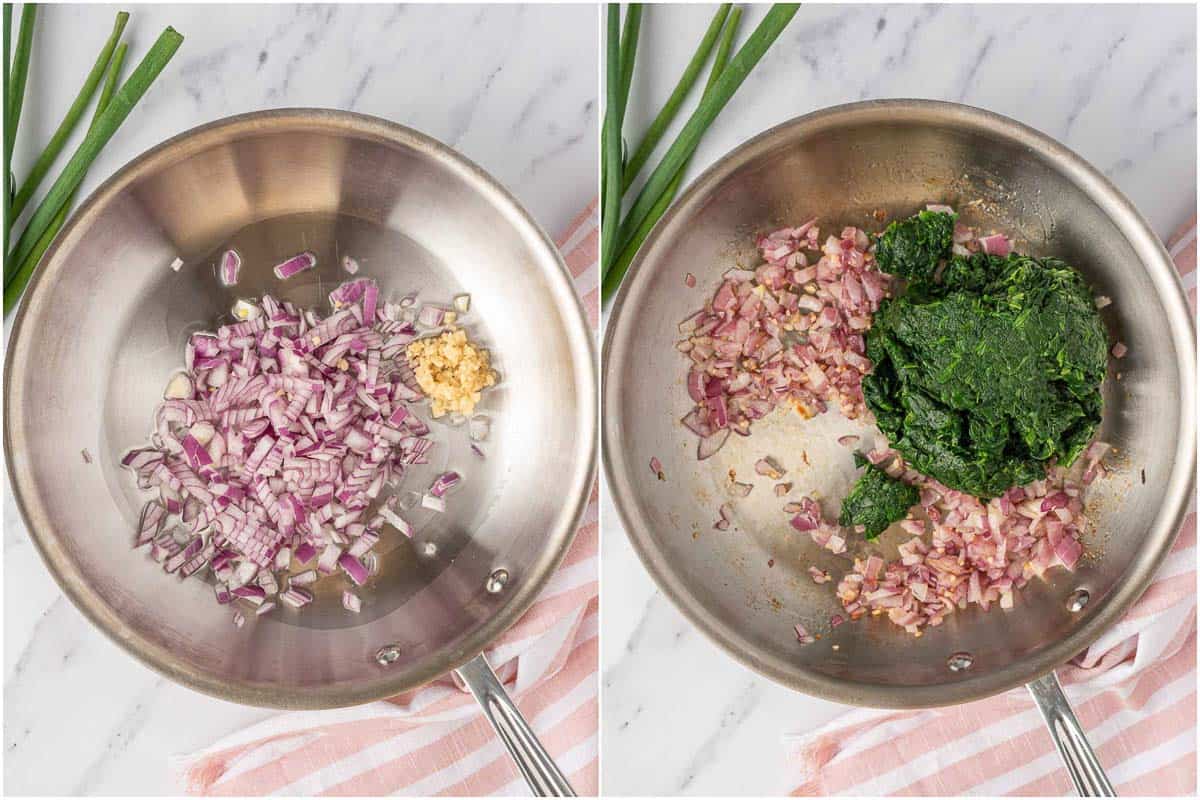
[5,110,596,795]
[603,100,1195,795]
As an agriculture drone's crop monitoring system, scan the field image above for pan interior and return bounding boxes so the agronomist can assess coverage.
[603,102,1194,706]
[6,113,595,707]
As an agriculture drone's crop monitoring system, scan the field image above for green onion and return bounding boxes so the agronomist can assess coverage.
[7,4,37,139]
[617,4,641,112]
[599,4,623,266]
[5,25,183,313]
[605,3,799,277]
[621,4,730,194]
[604,7,742,301]
[9,10,128,227]
[4,5,13,236]
[5,3,35,232]
[4,43,126,317]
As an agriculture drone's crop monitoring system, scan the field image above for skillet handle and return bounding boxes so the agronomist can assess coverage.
[455,653,577,797]
[1026,672,1116,796]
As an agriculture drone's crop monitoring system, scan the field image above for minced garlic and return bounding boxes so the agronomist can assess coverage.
[406,328,496,417]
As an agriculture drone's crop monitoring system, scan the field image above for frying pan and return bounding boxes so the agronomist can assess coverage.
[5,110,596,795]
[603,100,1195,795]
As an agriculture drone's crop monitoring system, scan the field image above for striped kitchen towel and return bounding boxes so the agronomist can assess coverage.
[784,217,1198,797]
[172,201,600,796]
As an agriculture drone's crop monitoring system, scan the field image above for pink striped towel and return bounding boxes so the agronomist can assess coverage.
[172,201,600,796]
[785,217,1198,796]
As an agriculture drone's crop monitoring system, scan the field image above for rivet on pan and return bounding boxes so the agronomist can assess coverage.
[947,652,974,672]
[375,644,402,666]
[421,541,438,557]
[1067,588,1090,613]
[485,568,509,594]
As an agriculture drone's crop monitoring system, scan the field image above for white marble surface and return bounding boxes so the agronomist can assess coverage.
[3,4,595,795]
[601,4,1195,796]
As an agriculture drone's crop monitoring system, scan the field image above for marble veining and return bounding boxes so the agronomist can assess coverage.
[3,4,595,794]
[603,3,1194,796]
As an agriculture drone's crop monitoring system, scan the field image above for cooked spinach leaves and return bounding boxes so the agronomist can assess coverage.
[862,213,1108,500]
[874,209,957,285]
[839,457,920,539]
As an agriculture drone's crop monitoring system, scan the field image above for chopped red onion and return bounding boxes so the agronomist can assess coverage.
[679,222,891,457]
[293,542,317,565]
[119,262,479,615]
[422,493,446,512]
[684,273,696,288]
[794,623,816,644]
[219,250,242,286]
[754,457,785,479]
[1111,342,1127,359]
[428,471,460,498]
[339,552,369,585]
[343,590,362,613]
[379,507,413,537]
[342,255,360,274]
[289,569,317,586]
[317,544,343,575]
[978,234,1012,256]
[650,456,664,479]
[280,587,313,608]
[233,610,246,628]
[273,251,317,280]
[417,305,446,328]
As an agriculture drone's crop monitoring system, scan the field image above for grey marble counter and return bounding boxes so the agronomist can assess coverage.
[3,4,596,794]
[601,3,1195,795]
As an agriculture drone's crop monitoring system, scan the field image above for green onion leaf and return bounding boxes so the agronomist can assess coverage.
[605,3,799,277]
[618,4,641,113]
[6,4,36,163]
[621,3,730,194]
[603,6,742,301]
[5,3,36,231]
[600,4,623,265]
[5,43,127,317]
[5,26,183,314]
[9,10,128,227]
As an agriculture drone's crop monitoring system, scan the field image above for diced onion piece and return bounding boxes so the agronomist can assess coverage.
[289,569,318,586]
[219,249,242,286]
[453,294,471,313]
[343,590,362,613]
[280,587,313,608]
[273,251,317,280]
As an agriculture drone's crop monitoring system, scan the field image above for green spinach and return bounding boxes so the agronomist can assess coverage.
[874,209,956,285]
[862,215,1108,499]
[839,455,920,539]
